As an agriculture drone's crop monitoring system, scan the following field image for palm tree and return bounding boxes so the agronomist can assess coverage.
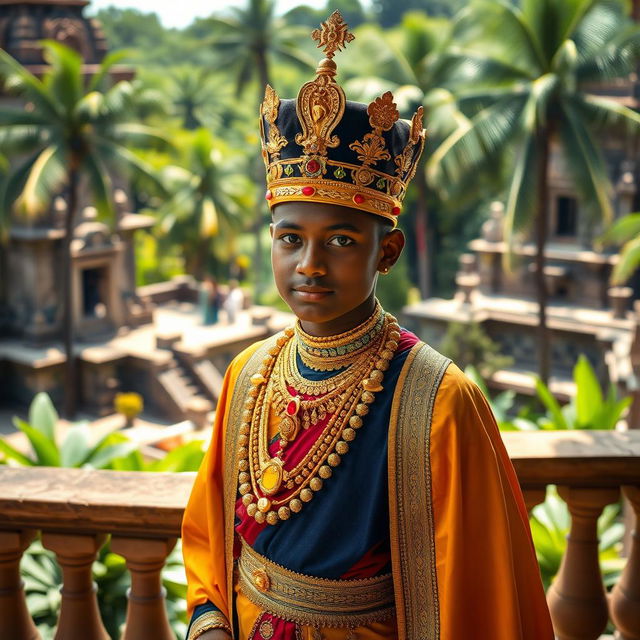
[156,129,254,280]
[206,0,316,302]
[428,0,640,382]
[0,42,168,417]
[341,14,471,298]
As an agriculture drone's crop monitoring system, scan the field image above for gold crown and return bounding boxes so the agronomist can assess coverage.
[259,11,426,227]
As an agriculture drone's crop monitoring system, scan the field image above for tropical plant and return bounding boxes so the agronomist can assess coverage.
[205,0,317,302]
[2,392,204,638]
[155,129,254,279]
[530,486,624,591]
[342,13,471,298]
[534,354,632,430]
[0,42,168,417]
[601,212,640,286]
[440,321,514,379]
[428,0,640,382]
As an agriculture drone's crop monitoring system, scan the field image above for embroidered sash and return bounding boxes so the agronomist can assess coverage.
[388,342,450,640]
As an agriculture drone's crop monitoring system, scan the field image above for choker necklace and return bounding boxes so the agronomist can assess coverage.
[237,310,402,526]
[295,301,385,371]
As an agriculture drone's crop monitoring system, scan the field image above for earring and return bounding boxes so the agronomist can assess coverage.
[379,266,389,274]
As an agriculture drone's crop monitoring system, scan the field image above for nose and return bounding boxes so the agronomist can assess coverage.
[296,241,327,278]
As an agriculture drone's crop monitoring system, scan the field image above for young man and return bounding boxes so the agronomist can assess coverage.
[182,12,553,640]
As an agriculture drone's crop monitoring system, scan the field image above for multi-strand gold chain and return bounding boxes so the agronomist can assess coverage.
[237,308,402,526]
[295,301,385,371]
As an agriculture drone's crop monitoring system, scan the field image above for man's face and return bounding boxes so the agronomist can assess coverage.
[271,201,399,335]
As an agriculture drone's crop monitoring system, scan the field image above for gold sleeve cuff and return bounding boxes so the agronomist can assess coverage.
[188,611,232,639]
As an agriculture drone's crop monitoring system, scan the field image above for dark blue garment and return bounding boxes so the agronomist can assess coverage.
[249,346,411,578]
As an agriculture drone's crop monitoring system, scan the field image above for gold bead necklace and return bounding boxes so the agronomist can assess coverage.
[237,312,401,527]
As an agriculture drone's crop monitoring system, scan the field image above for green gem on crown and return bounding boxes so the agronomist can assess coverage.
[284,165,294,176]
[334,166,346,179]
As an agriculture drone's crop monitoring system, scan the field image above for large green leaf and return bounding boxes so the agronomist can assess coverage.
[145,440,205,472]
[12,418,60,466]
[535,377,567,429]
[573,355,603,427]
[601,213,640,245]
[0,437,34,465]
[16,145,67,218]
[28,392,58,442]
[60,422,92,468]
[611,235,640,285]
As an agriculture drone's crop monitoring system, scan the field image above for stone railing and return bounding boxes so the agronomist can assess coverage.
[1,430,640,640]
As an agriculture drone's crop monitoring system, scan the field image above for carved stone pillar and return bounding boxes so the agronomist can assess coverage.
[610,486,640,639]
[547,487,619,640]
[41,532,109,640]
[111,536,177,640]
[0,530,40,640]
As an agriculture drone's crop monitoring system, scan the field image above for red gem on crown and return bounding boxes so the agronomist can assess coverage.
[265,190,273,200]
[392,206,401,216]
[306,159,320,174]
[353,194,365,205]
[302,186,315,196]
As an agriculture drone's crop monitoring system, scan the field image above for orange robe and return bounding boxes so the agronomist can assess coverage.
[182,337,553,639]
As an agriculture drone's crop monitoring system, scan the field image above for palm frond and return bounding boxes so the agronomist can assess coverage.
[0,150,40,221]
[95,138,166,196]
[0,50,60,120]
[611,235,640,285]
[88,50,134,92]
[454,0,546,76]
[600,213,640,245]
[574,93,640,136]
[40,41,83,114]
[427,94,527,193]
[83,153,114,221]
[0,108,50,127]
[0,125,50,155]
[558,101,613,225]
[16,145,67,218]
[106,123,171,150]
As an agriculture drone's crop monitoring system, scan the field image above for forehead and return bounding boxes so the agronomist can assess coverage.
[272,202,379,232]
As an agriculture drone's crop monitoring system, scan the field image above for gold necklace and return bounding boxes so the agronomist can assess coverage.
[296,301,385,371]
[237,314,402,526]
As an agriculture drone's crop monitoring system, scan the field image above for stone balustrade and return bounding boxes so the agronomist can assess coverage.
[0,430,639,639]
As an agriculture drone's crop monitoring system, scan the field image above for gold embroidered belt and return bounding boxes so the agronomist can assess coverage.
[237,539,395,628]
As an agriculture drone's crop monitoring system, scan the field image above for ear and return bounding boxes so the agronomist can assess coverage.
[378,229,405,274]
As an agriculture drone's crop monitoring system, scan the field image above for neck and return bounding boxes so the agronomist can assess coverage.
[298,294,378,338]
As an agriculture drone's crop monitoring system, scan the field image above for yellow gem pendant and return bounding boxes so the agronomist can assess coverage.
[259,459,284,496]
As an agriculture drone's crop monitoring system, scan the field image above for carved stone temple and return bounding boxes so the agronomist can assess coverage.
[0,0,289,422]
[404,54,640,421]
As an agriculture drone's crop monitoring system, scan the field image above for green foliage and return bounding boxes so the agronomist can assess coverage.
[440,321,514,378]
[601,213,640,285]
[429,0,640,248]
[535,355,632,430]
[0,41,168,235]
[3,392,205,639]
[530,486,624,590]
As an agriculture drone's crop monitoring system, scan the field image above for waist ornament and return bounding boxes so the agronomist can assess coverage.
[237,539,395,628]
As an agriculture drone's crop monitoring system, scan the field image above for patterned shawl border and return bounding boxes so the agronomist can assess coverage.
[224,335,281,639]
[388,342,451,640]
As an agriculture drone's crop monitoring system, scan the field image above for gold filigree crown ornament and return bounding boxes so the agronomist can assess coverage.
[259,11,426,227]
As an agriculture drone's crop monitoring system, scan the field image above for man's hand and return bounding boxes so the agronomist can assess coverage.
[197,630,232,640]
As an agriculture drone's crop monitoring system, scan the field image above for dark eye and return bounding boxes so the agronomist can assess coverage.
[328,235,355,247]
[279,233,300,245]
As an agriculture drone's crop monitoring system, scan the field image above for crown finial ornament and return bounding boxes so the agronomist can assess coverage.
[259,12,426,227]
[311,11,355,61]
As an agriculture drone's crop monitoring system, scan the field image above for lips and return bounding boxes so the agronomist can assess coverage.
[291,285,333,301]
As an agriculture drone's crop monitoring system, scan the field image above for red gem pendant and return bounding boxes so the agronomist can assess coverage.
[286,396,300,416]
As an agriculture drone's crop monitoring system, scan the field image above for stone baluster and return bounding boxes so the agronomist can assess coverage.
[41,532,109,640]
[111,536,177,640]
[0,530,40,640]
[610,486,640,639]
[547,487,620,640]
[523,488,547,513]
